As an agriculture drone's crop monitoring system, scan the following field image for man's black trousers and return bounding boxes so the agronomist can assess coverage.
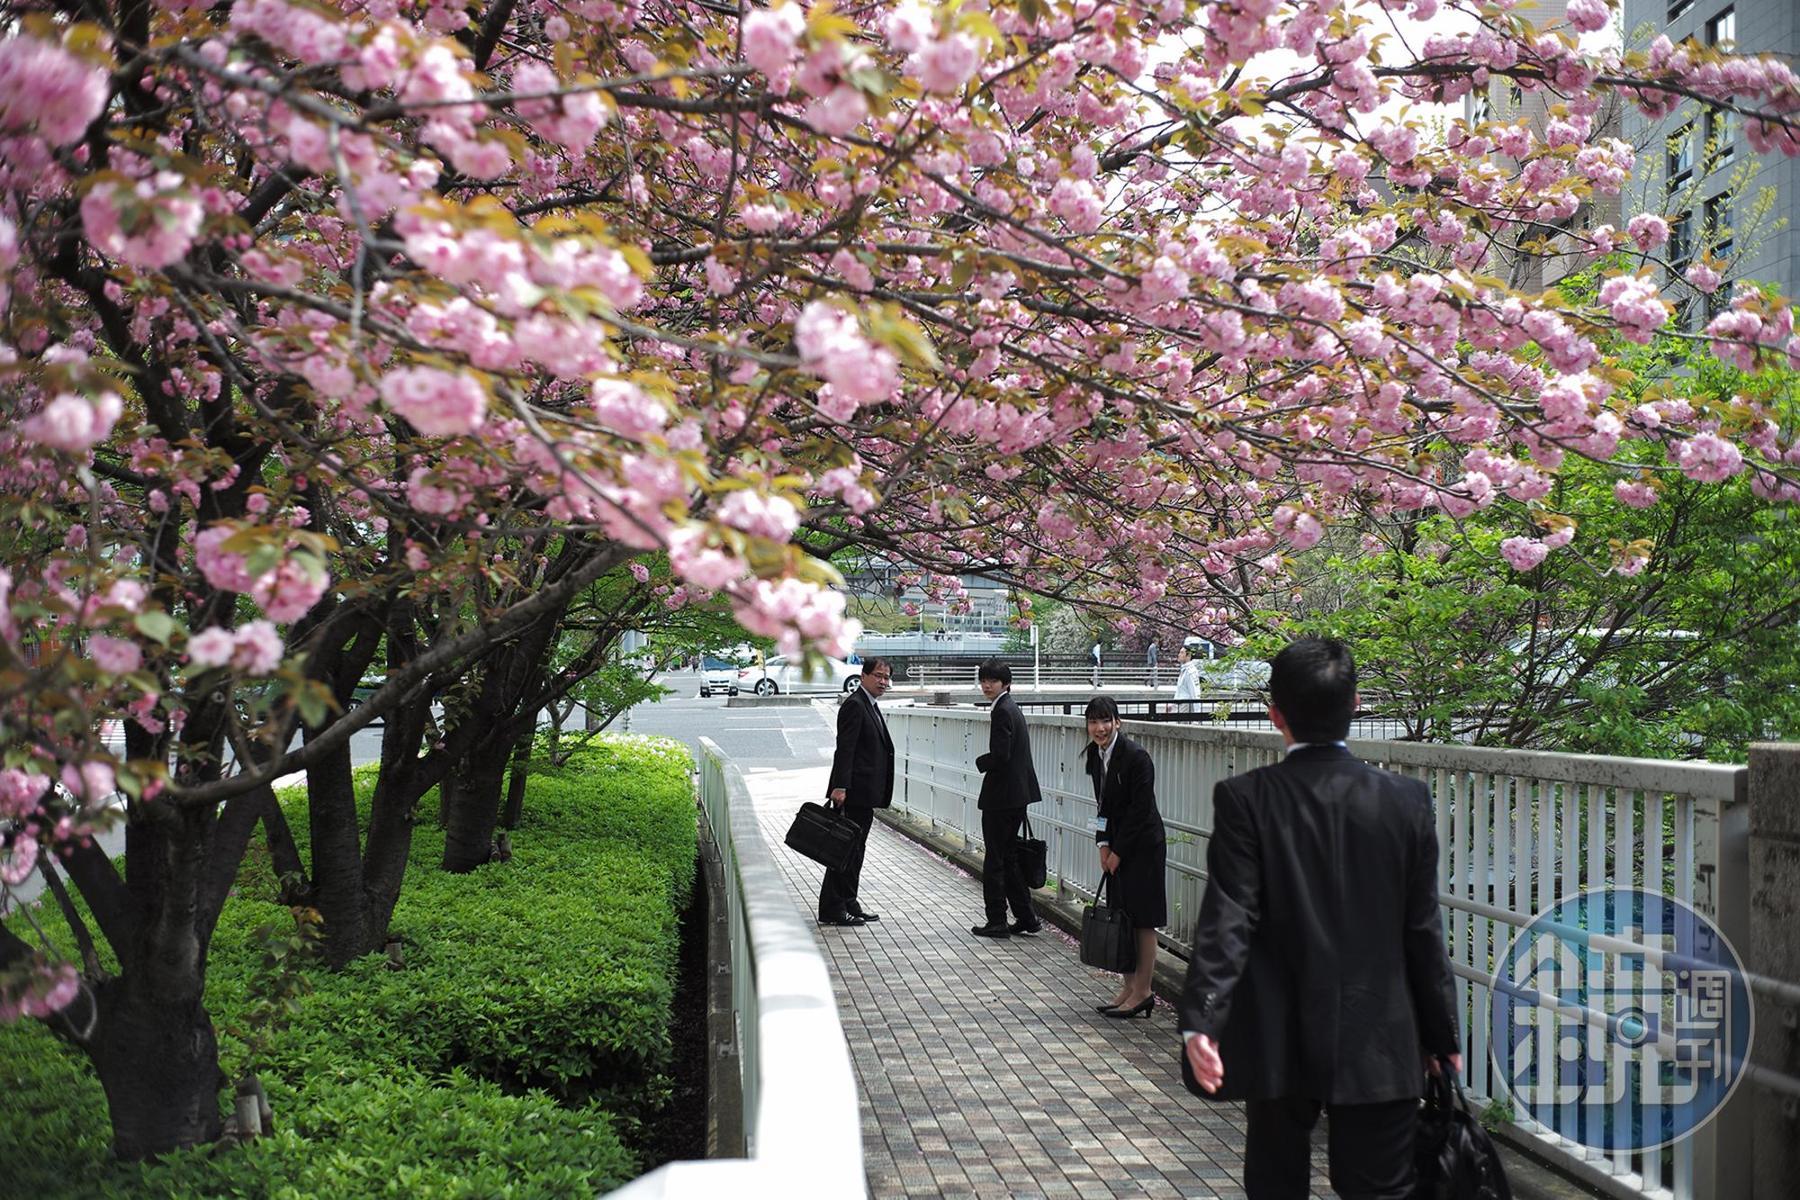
[816,804,875,919]
[1243,1095,1418,1200]
[980,808,1034,926]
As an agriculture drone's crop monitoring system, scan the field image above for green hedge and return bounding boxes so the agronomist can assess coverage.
[0,734,698,1198]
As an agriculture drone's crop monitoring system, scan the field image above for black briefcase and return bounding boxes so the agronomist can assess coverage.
[1079,874,1136,973]
[1012,814,1048,889]
[1413,1061,1512,1200]
[784,801,861,873]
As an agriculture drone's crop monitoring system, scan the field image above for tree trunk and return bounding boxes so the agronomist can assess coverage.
[440,733,513,872]
[88,975,225,1159]
[499,730,532,830]
[305,735,373,968]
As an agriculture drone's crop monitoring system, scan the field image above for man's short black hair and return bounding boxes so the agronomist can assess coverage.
[1268,637,1357,742]
[1084,694,1120,722]
[977,658,1011,685]
[860,657,891,678]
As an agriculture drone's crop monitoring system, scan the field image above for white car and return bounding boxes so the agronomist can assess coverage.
[699,654,744,698]
[736,655,863,696]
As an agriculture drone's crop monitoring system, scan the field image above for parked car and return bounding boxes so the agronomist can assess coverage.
[700,654,746,698]
[736,654,862,696]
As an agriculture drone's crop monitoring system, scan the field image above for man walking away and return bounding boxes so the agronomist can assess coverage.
[1179,636,1460,1199]
[971,659,1044,938]
[819,658,895,928]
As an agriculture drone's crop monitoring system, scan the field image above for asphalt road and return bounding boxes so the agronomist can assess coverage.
[621,669,841,771]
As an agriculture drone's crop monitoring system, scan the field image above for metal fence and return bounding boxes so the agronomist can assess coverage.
[885,706,1752,1200]
[610,739,865,1199]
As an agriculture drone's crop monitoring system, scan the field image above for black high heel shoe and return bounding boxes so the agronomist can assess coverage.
[1095,1002,1126,1014]
[1103,997,1154,1019]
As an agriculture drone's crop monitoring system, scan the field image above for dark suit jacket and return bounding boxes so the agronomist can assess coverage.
[826,686,894,809]
[976,691,1043,810]
[1086,734,1159,860]
[1178,745,1458,1105]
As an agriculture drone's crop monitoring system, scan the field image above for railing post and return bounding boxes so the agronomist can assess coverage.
[1748,743,1800,1200]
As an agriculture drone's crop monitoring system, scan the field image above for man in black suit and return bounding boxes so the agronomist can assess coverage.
[1179,636,1460,1199]
[819,657,894,927]
[970,659,1044,939]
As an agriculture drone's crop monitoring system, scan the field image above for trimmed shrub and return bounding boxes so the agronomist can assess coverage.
[0,734,697,1198]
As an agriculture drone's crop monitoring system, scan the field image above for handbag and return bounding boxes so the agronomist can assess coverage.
[1079,873,1137,973]
[1012,814,1048,889]
[1413,1060,1512,1200]
[783,801,862,873]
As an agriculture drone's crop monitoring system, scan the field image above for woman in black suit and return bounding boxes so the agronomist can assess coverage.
[1085,695,1166,1018]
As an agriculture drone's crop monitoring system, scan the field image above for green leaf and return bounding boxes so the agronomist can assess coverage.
[134,610,177,644]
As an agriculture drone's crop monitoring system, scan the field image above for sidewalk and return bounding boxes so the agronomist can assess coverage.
[743,765,1328,1199]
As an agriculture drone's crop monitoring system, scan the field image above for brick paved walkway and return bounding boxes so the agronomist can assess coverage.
[745,765,1333,1199]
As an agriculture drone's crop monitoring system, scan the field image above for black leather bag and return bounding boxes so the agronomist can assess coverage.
[783,802,861,873]
[1012,814,1048,889]
[1079,874,1136,973]
[1413,1062,1512,1200]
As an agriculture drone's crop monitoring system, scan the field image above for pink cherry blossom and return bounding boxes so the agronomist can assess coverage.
[715,489,801,541]
[230,619,284,675]
[380,366,488,436]
[187,626,237,668]
[0,34,109,147]
[1565,0,1610,34]
[18,392,124,453]
[1500,536,1550,572]
[915,34,981,94]
[589,378,669,441]
[60,760,115,804]
[1671,431,1744,482]
[250,556,327,623]
[81,174,206,269]
[0,827,37,886]
[742,5,805,78]
[194,526,256,593]
[89,635,143,675]
[1627,213,1669,253]
[1684,262,1722,293]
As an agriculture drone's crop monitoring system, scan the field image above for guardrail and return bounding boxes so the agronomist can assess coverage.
[607,739,866,1199]
[884,706,1754,1200]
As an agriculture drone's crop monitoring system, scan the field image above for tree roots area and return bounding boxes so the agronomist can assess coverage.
[0,736,708,1198]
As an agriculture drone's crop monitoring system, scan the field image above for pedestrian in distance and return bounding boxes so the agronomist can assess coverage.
[1090,639,1102,687]
[1146,639,1160,688]
[1172,643,1203,706]
[818,657,895,928]
[1084,695,1165,1018]
[970,659,1044,939]
[1179,636,1461,1200]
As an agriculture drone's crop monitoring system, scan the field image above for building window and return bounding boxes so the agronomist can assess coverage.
[1669,210,1694,269]
[1705,7,1735,48]
[1704,192,1732,257]
[1703,107,1734,169]
[1668,0,1694,18]
[1667,123,1695,194]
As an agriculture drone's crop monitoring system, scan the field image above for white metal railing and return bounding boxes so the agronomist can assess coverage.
[885,706,1751,1200]
[607,739,865,1199]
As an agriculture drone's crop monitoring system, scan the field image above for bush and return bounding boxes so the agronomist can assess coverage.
[0,734,697,1198]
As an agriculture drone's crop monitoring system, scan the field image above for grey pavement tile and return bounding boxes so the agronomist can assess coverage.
[746,770,1333,1200]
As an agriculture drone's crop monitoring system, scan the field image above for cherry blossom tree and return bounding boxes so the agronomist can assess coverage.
[2,0,1799,1159]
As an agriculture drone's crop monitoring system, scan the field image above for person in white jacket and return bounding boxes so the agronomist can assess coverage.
[1173,643,1203,705]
